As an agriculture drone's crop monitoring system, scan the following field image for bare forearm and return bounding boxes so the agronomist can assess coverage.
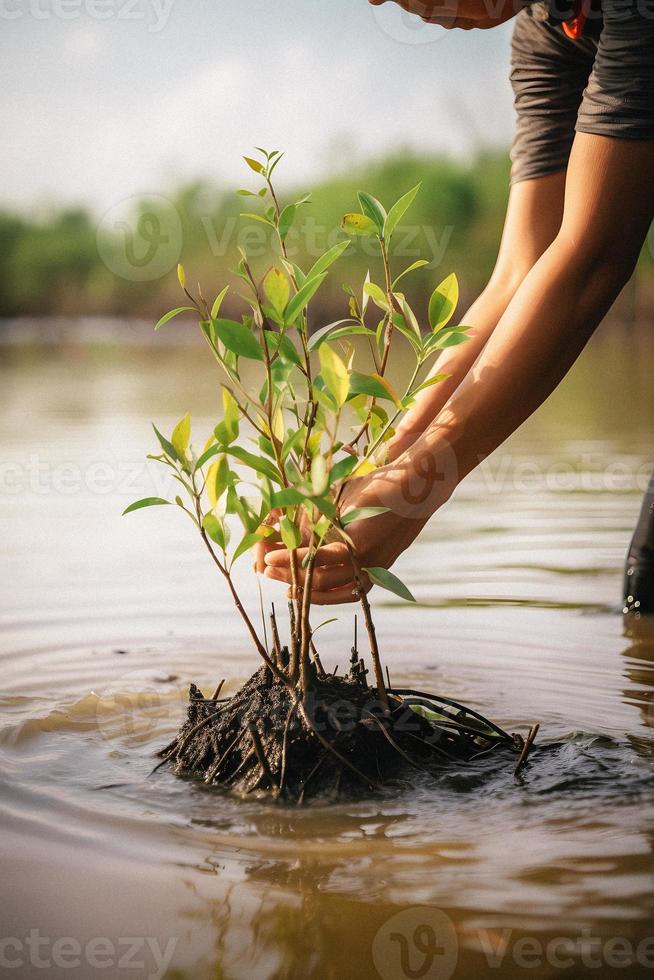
[398,239,631,508]
[388,289,503,459]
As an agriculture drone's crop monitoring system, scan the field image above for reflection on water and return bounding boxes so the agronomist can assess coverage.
[1,327,654,979]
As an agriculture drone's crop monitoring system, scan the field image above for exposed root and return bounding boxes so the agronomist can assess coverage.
[153,663,534,802]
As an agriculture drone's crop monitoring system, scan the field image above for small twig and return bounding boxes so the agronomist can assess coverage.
[211,679,225,701]
[514,723,540,774]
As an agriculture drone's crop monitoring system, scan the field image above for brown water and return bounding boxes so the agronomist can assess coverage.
[1,327,654,980]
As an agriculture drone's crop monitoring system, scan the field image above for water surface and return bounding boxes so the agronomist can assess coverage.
[1,325,654,979]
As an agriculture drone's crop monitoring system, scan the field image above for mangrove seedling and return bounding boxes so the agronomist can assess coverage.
[126,148,531,800]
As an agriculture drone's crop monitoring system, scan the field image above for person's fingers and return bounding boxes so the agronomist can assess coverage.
[264,541,350,570]
[308,583,361,605]
[264,562,355,591]
[253,539,284,574]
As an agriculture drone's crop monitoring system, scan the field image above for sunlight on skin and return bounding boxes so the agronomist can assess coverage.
[261,134,654,604]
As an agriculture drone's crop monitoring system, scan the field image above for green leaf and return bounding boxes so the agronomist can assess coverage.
[330,454,359,484]
[341,506,389,526]
[152,424,181,464]
[278,204,296,242]
[392,259,429,290]
[243,155,264,174]
[318,344,350,408]
[194,442,222,471]
[363,282,389,312]
[171,412,191,458]
[410,372,451,397]
[154,306,196,331]
[271,487,306,508]
[311,454,329,496]
[210,285,229,320]
[226,446,282,484]
[357,191,387,233]
[383,183,421,242]
[122,497,171,516]
[277,333,302,366]
[428,273,459,331]
[340,213,378,237]
[263,267,290,318]
[280,516,302,550]
[308,319,360,351]
[231,531,264,564]
[305,241,350,281]
[284,273,327,326]
[348,372,401,406]
[364,566,416,602]
[213,318,263,361]
[177,263,186,288]
[214,388,240,446]
[203,513,226,550]
[240,212,275,227]
[391,312,422,354]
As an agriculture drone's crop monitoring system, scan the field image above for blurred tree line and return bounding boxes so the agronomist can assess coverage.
[1,150,651,323]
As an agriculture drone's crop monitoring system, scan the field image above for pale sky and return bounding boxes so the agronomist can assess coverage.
[2,0,515,214]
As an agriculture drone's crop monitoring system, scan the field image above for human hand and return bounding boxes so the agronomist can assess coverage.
[368,0,522,30]
[259,462,429,605]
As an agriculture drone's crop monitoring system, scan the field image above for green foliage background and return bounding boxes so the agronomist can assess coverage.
[0,151,513,320]
[4,148,652,323]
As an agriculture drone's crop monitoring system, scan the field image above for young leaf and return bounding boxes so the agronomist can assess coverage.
[305,241,350,281]
[278,204,296,242]
[428,273,459,332]
[318,344,350,407]
[206,455,230,508]
[341,213,378,237]
[308,319,359,351]
[364,282,389,312]
[122,497,171,516]
[153,424,181,464]
[263,267,290,318]
[214,388,240,447]
[154,306,196,331]
[213,318,263,361]
[243,155,264,174]
[203,513,226,550]
[392,259,429,290]
[348,372,402,407]
[311,454,329,496]
[329,454,360,484]
[280,516,302,550]
[283,273,328,326]
[226,446,282,484]
[341,506,389,526]
[383,183,421,242]
[177,263,186,289]
[232,531,264,564]
[357,191,387,234]
[210,285,230,320]
[171,412,191,458]
[364,566,416,602]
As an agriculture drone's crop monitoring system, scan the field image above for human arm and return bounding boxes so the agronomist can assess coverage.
[264,134,654,602]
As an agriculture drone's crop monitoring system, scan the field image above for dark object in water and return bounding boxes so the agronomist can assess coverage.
[624,468,654,616]
[154,662,533,802]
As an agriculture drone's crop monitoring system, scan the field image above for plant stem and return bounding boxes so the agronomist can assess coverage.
[345,544,389,712]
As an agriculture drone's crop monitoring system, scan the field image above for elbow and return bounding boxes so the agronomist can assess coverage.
[552,231,639,310]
